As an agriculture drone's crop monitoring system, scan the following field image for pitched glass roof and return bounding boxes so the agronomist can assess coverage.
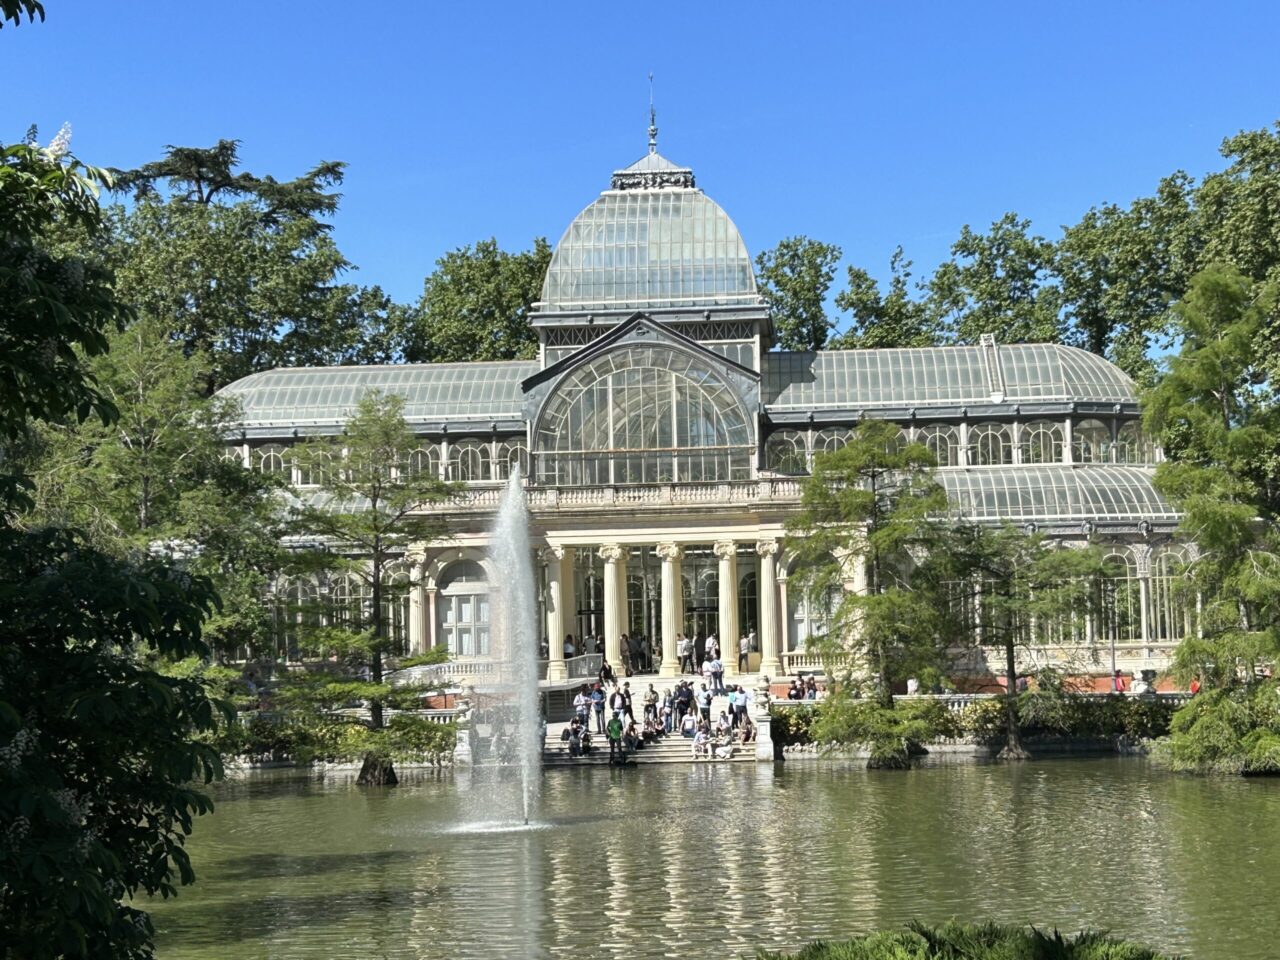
[219,362,537,428]
[539,183,758,312]
[764,343,1137,410]
[941,465,1175,523]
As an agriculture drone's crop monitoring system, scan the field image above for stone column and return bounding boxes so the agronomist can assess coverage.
[657,542,684,677]
[757,539,782,678]
[426,587,438,652]
[600,544,626,670]
[714,540,738,674]
[1063,417,1075,464]
[1136,546,1152,654]
[561,547,577,657]
[777,568,790,670]
[541,546,567,681]
[408,563,425,655]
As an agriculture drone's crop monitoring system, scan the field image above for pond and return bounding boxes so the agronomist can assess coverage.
[148,758,1277,959]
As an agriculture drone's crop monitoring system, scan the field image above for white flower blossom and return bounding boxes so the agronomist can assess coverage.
[45,122,72,160]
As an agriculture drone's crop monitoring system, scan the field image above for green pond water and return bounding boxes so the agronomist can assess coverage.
[148,758,1278,959]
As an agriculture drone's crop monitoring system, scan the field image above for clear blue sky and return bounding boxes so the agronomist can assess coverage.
[11,1,1280,315]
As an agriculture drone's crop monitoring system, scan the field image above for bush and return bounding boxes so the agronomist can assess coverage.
[1160,681,1280,774]
[755,921,1175,959]
[217,712,456,765]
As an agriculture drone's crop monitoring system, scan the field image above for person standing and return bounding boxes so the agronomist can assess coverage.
[735,685,751,728]
[606,713,624,763]
[726,686,739,728]
[573,685,590,725]
[590,683,606,733]
[643,684,659,722]
[739,633,750,673]
[694,632,707,669]
[697,683,713,724]
[677,634,691,674]
[621,681,635,722]
[711,655,725,695]
[701,655,714,691]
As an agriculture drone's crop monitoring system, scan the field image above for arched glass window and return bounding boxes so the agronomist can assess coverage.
[1115,422,1153,464]
[255,443,290,479]
[918,424,960,467]
[449,439,492,482]
[969,423,1012,466]
[814,428,851,454]
[1073,419,1111,463]
[221,447,245,467]
[1020,420,1064,464]
[534,345,752,486]
[1150,548,1192,643]
[438,560,490,657]
[493,439,529,481]
[1100,552,1141,646]
[381,564,412,656]
[272,578,317,662]
[404,444,442,479]
[295,449,334,487]
[765,430,808,474]
[789,584,836,652]
[330,574,366,630]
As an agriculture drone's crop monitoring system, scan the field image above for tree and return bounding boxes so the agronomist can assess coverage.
[831,246,944,349]
[24,312,286,655]
[929,213,1063,345]
[1,130,227,958]
[754,235,843,352]
[285,392,454,784]
[105,141,396,391]
[1056,173,1199,384]
[945,525,1110,759]
[1144,265,1280,773]
[1,0,42,27]
[787,420,959,705]
[402,237,551,363]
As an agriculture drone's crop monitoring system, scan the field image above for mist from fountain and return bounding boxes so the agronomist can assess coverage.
[488,468,541,824]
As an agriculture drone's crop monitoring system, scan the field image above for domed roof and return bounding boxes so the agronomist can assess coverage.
[538,150,759,313]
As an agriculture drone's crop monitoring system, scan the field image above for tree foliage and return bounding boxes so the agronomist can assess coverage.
[0,127,227,958]
[786,420,961,710]
[402,237,551,362]
[832,246,941,349]
[284,392,454,782]
[754,235,843,351]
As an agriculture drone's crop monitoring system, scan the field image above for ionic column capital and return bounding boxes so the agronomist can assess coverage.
[656,542,684,563]
[713,539,737,560]
[538,545,565,564]
[755,539,780,559]
[598,543,627,564]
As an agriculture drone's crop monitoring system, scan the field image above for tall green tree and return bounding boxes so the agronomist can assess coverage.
[1145,265,1280,685]
[402,237,551,362]
[1,132,226,958]
[832,246,943,349]
[928,212,1064,345]
[786,420,959,704]
[946,526,1110,758]
[25,313,285,654]
[1056,173,1199,383]
[285,392,454,784]
[105,141,398,391]
[754,235,843,352]
[0,0,42,27]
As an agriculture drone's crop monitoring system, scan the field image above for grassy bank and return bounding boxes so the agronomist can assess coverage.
[756,921,1176,959]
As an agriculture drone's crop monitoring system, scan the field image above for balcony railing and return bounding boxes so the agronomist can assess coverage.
[411,478,806,515]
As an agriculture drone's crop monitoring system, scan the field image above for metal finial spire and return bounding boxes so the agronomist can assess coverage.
[647,72,657,154]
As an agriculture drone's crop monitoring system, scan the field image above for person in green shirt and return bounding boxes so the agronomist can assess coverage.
[606,714,624,763]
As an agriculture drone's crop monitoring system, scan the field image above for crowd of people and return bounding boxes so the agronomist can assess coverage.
[560,676,757,763]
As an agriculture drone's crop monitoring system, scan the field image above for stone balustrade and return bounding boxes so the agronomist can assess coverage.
[410,478,806,516]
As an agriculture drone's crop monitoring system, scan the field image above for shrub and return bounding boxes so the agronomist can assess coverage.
[1160,681,1280,774]
[755,920,1176,959]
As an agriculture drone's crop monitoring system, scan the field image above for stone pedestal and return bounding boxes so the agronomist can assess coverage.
[752,675,775,762]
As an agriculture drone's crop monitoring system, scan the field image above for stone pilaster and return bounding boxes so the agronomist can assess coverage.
[757,539,782,677]
[599,544,627,671]
[540,546,567,681]
[657,542,684,677]
[714,539,739,674]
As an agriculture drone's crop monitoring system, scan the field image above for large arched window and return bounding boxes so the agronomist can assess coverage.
[1100,552,1141,646]
[918,424,960,467]
[969,423,1012,466]
[534,346,752,486]
[404,444,442,479]
[381,564,412,657]
[493,439,528,481]
[1115,422,1153,464]
[1073,419,1111,463]
[1020,420,1064,464]
[437,560,490,657]
[255,443,290,480]
[814,428,852,455]
[1150,548,1192,643]
[765,430,808,474]
[449,439,492,482]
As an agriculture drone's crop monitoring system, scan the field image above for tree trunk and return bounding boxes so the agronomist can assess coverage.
[356,753,397,786]
[997,636,1030,761]
[370,550,384,730]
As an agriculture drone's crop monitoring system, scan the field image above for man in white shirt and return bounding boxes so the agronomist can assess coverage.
[739,634,750,672]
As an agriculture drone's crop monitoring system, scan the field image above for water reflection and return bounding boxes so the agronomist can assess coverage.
[149,761,1280,959]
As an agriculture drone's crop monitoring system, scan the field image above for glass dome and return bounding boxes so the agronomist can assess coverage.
[538,153,759,313]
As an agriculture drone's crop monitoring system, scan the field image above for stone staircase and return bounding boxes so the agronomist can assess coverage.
[542,682,760,766]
